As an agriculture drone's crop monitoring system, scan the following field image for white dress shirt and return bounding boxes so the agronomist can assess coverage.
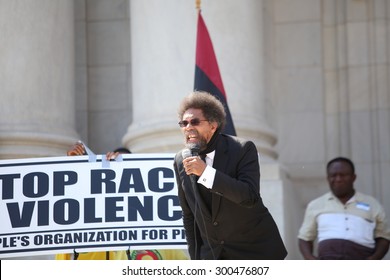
[197,151,216,189]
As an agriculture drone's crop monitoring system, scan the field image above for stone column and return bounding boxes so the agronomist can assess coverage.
[201,0,278,160]
[0,0,78,159]
[123,0,289,257]
[123,0,277,160]
[123,0,193,153]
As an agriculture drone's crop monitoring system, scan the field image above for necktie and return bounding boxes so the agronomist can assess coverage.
[200,154,206,163]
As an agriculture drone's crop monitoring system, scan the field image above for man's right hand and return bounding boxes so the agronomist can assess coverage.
[67,142,85,156]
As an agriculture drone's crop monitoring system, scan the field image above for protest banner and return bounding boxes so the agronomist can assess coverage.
[0,154,186,258]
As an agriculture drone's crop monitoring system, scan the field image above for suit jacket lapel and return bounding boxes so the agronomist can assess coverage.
[211,136,228,221]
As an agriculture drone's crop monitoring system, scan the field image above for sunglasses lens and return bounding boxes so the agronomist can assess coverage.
[178,118,205,127]
[178,120,188,127]
[179,118,207,127]
[190,119,200,126]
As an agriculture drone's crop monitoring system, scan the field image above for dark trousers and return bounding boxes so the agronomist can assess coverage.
[318,239,374,260]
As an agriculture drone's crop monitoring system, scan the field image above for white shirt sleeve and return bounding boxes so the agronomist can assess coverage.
[197,165,216,189]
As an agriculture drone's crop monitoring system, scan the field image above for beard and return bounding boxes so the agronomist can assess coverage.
[185,135,208,152]
[184,127,221,155]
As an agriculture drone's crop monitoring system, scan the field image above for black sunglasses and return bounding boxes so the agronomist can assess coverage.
[178,118,208,127]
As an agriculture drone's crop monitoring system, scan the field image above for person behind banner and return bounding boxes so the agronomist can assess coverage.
[173,91,287,260]
[55,142,189,260]
[298,157,390,260]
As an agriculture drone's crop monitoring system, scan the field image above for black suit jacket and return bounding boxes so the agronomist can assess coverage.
[174,134,287,259]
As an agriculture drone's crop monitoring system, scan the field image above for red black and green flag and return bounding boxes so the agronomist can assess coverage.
[194,10,236,136]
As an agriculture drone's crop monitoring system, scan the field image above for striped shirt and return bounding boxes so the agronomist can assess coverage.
[298,191,390,248]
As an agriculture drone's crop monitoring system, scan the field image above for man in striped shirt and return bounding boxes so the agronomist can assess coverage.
[298,157,390,260]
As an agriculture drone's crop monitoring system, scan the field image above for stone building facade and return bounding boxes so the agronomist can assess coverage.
[1,0,389,259]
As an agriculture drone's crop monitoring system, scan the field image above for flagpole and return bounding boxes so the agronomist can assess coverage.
[195,0,201,12]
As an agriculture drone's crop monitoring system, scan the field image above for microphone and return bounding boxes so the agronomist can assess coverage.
[182,143,200,187]
[182,143,200,159]
[182,144,214,259]
[189,143,200,157]
[182,148,192,160]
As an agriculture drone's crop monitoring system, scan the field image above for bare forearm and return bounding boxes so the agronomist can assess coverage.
[367,238,390,260]
[298,239,317,260]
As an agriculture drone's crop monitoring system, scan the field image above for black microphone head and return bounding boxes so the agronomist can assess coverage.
[187,143,200,156]
[182,148,192,159]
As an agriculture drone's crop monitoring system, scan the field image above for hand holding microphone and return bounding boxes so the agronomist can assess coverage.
[182,144,206,177]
